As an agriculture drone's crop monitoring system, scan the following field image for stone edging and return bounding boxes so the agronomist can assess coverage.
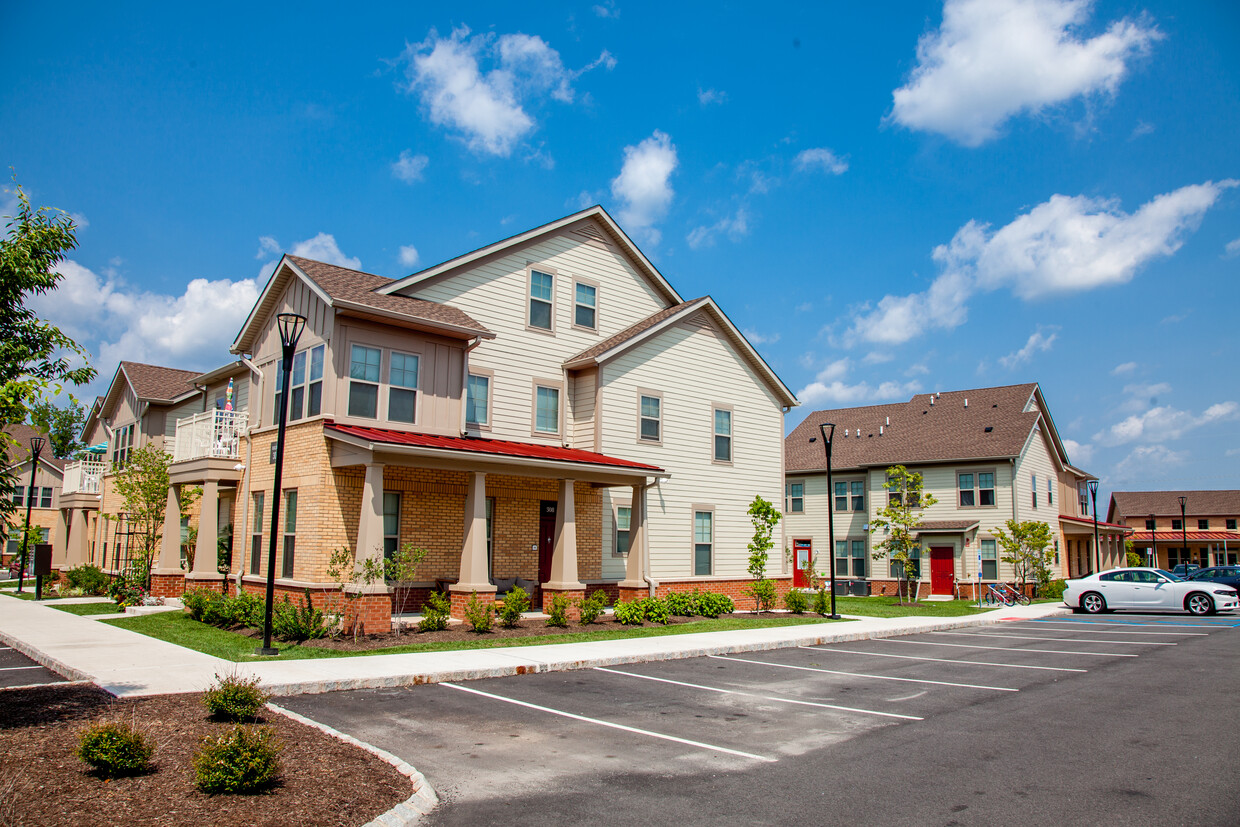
[0,628,91,683]
[267,702,438,826]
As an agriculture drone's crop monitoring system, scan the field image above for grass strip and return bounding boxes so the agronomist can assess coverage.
[0,589,64,601]
[830,595,989,618]
[50,602,122,616]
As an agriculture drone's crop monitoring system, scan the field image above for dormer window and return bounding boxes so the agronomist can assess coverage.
[529,270,554,331]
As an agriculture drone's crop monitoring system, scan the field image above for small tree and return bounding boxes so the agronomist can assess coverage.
[1125,538,1142,567]
[744,495,781,612]
[111,445,199,585]
[992,519,1053,594]
[869,466,937,603]
[385,542,429,634]
[327,546,386,642]
[27,398,88,459]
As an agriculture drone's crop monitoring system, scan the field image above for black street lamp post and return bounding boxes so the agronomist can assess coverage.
[1148,513,1157,568]
[1178,495,1188,573]
[17,437,45,595]
[819,422,840,620]
[1087,479,1100,574]
[257,312,306,656]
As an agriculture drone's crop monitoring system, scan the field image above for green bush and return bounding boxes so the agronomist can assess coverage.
[497,586,530,628]
[65,565,109,596]
[181,589,214,622]
[577,590,607,624]
[222,593,265,628]
[193,725,282,794]
[464,592,493,633]
[419,591,450,632]
[812,587,830,616]
[76,722,154,777]
[666,590,700,617]
[108,575,146,608]
[612,598,645,625]
[640,596,671,624]
[744,578,778,612]
[545,594,570,628]
[198,592,231,626]
[1040,579,1067,600]
[784,589,809,614]
[203,673,270,722]
[697,591,734,618]
[273,590,327,642]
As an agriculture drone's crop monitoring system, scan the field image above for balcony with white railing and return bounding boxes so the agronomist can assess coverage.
[173,409,248,463]
[62,458,106,496]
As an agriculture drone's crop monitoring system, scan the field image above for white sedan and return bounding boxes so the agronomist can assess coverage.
[1064,567,1239,616]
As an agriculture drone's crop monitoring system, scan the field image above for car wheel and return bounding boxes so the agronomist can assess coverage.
[1186,592,1214,616]
[1081,592,1106,614]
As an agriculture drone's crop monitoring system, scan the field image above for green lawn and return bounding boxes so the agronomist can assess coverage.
[103,611,847,662]
[0,578,39,590]
[0,588,64,601]
[51,601,121,616]
[831,595,990,617]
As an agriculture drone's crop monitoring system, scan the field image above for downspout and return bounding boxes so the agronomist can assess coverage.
[644,478,659,598]
[459,337,483,436]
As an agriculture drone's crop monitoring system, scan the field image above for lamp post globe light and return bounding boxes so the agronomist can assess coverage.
[819,422,840,620]
[1087,479,1100,574]
[258,312,306,656]
[16,436,45,595]
[1178,495,1188,574]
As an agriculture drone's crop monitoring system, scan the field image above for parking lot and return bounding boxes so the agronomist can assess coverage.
[279,613,1240,826]
[0,644,66,689]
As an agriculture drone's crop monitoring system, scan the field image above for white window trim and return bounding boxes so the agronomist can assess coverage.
[786,480,805,514]
[466,368,494,431]
[711,404,733,466]
[526,265,557,335]
[691,504,715,576]
[957,467,998,509]
[531,378,564,437]
[834,477,865,512]
[347,342,383,420]
[636,388,663,445]
[571,276,600,333]
[979,536,999,581]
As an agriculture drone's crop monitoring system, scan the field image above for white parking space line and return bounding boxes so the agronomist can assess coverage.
[0,665,44,672]
[875,638,1136,658]
[934,631,1171,646]
[1032,619,1225,629]
[706,654,1017,692]
[1006,624,1204,636]
[800,645,1086,672]
[440,682,777,763]
[594,666,923,720]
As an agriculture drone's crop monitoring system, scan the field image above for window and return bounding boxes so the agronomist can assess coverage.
[1228,519,1237,530]
[1198,519,1209,530]
[529,270,553,330]
[693,510,713,575]
[250,492,264,575]
[486,497,495,579]
[1079,483,1089,515]
[835,482,848,512]
[639,394,661,442]
[40,487,52,508]
[1047,475,1053,506]
[10,486,22,507]
[348,345,381,418]
[534,385,560,434]
[111,423,134,470]
[180,516,189,566]
[980,538,998,580]
[978,473,995,506]
[281,491,297,579]
[713,407,732,463]
[835,541,848,578]
[616,506,632,555]
[1172,519,1182,531]
[573,281,597,330]
[276,344,325,422]
[466,374,490,427]
[891,546,921,579]
[959,472,995,507]
[388,352,419,424]
[383,492,400,560]
[1145,519,1155,530]
[851,481,865,512]
[1031,474,1038,508]
[959,473,975,507]
[786,482,804,514]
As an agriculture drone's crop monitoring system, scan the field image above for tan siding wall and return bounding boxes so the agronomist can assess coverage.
[569,368,597,450]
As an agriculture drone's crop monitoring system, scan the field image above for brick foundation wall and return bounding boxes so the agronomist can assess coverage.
[449,589,496,620]
[541,586,585,621]
[150,573,185,599]
[651,577,794,607]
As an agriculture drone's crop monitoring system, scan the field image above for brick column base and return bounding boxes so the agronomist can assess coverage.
[150,573,185,599]
[617,585,647,602]
[449,589,496,620]
[344,592,392,636]
[541,587,585,621]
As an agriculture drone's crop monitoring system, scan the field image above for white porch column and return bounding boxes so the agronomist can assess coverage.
[455,471,493,591]
[154,485,182,573]
[352,462,387,590]
[67,508,90,568]
[545,478,584,589]
[189,480,220,578]
[620,483,647,589]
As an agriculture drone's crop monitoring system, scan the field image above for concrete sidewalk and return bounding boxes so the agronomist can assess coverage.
[0,594,1068,698]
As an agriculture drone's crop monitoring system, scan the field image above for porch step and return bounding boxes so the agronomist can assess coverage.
[922,594,954,602]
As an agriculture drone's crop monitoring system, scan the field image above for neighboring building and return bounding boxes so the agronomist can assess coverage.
[3,424,64,568]
[1107,491,1240,569]
[784,384,1129,598]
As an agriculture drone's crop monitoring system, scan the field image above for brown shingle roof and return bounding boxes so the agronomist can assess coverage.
[1109,490,1240,519]
[565,299,705,364]
[287,256,492,336]
[3,424,66,471]
[119,362,200,402]
[785,384,1042,473]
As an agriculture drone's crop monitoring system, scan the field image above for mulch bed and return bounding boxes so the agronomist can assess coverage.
[0,684,408,827]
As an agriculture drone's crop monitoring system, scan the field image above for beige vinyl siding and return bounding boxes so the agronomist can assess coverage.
[163,394,203,439]
[782,472,832,572]
[400,228,669,442]
[252,275,335,429]
[599,315,785,580]
[569,368,597,451]
[1014,426,1058,523]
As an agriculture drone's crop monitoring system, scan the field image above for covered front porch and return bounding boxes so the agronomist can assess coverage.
[1059,516,1130,577]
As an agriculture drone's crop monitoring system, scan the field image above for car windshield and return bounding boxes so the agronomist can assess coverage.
[1156,569,1182,582]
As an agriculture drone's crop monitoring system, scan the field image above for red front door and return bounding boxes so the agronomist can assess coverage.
[930,546,954,595]
[793,539,812,588]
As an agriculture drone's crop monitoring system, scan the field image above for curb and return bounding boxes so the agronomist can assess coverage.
[0,629,91,683]
[268,702,438,826]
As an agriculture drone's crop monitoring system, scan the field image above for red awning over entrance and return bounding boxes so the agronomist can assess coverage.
[1130,531,1239,542]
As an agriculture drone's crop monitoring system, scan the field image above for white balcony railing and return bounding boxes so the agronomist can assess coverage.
[62,459,106,495]
[173,409,248,463]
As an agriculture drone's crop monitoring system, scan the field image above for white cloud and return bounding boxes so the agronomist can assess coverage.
[1225,237,1240,258]
[255,236,281,259]
[1094,400,1239,447]
[1160,310,1190,324]
[288,233,362,270]
[399,245,420,268]
[1110,361,1137,375]
[593,1,619,18]
[794,357,922,408]
[1113,444,1186,482]
[687,207,749,249]
[1061,438,1094,466]
[391,150,429,183]
[794,147,849,175]
[400,27,612,157]
[698,87,727,106]
[742,328,780,345]
[848,180,1235,345]
[863,351,894,365]
[890,0,1162,145]
[998,326,1058,369]
[1131,120,1155,139]
[610,130,677,245]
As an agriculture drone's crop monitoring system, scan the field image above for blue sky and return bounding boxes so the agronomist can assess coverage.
[3,0,1238,499]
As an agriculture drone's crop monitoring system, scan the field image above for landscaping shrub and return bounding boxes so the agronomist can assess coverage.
[193,725,282,794]
[577,590,607,624]
[181,589,214,622]
[65,564,109,596]
[76,721,154,778]
[639,596,670,624]
[108,575,146,609]
[744,578,778,612]
[419,591,450,632]
[697,591,734,618]
[497,586,530,628]
[812,588,830,616]
[273,591,327,642]
[545,594,570,628]
[203,673,270,722]
[198,592,232,626]
[464,592,493,633]
[1040,579,1067,601]
[666,590,700,617]
[784,589,809,614]
[612,598,645,626]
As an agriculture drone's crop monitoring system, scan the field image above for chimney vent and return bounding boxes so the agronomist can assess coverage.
[964,398,969,408]
[885,416,890,426]
[879,425,884,435]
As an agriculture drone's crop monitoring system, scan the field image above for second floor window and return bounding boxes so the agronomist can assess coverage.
[39,487,52,508]
[1198,519,1209,530]
[713,408,732,463]
[279,344,326,423]
[535,385,560,434]
[1047,476,1053,506]
[529,270,553,330]
[1145,519,1155,530]
[388,352,419,424]
[112,423,134,470]
[1228,519,1237,530]
[786,482,804,514]
[639,394,661,442]
[574,281,597,329]
[1172,519,1182,530]
[348,345,382,418]
[1031,474,1038,508]
[281,490,297,579]
[959,472,995,507]
[466,374,490,426]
